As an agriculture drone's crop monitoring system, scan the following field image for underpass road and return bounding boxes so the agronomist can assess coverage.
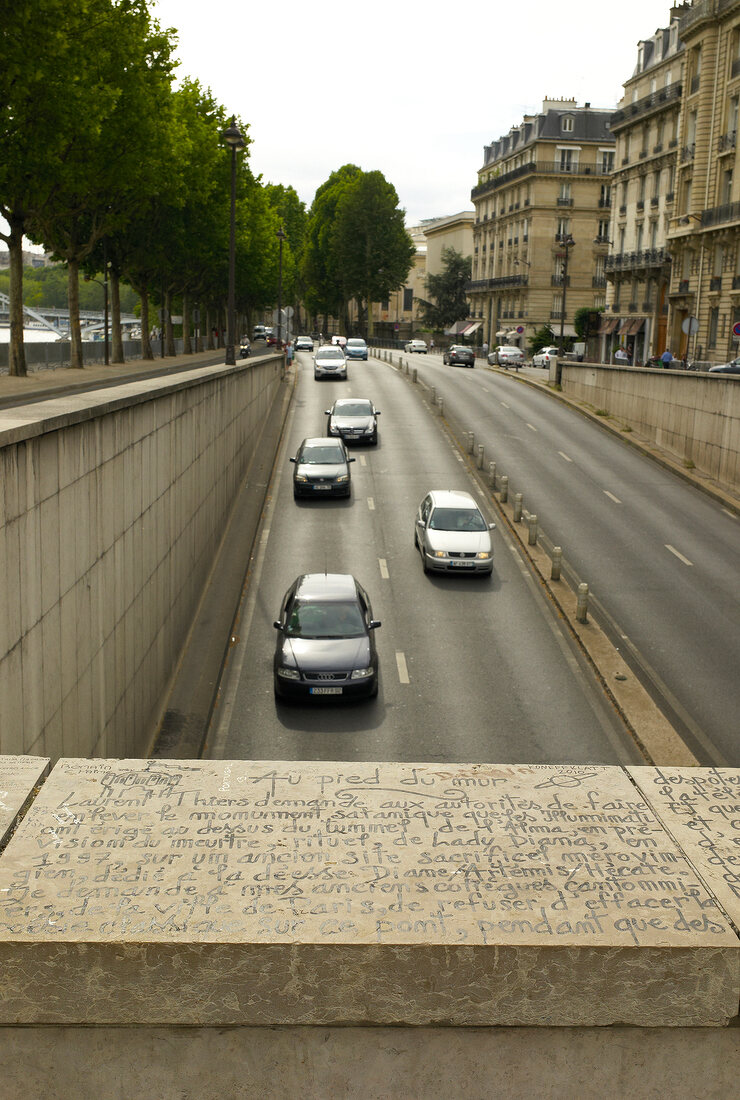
[397,352,740,765]
[207,353,643,766]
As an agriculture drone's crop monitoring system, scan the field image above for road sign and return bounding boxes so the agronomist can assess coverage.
[516,326,524,334]
[733,321,740,337]
[681,316,699,335]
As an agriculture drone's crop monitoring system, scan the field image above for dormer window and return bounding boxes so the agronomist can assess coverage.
[562,115,574,133]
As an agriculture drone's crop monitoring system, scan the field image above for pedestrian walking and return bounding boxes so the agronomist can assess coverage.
[660,347,673,367]
[614,346,629,363]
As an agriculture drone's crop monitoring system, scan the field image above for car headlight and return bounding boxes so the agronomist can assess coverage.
[336,474,349,483]
[476,552,492,560]
[295,474,308,482]
[329,425,339,434]
[433,550,447,558]
[277,667,300,680]
[350,667,374,680]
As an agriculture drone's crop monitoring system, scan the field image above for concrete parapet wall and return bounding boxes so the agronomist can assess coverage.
[0,360,282,759]
[0,757,737,1095]
[562,364,740,491]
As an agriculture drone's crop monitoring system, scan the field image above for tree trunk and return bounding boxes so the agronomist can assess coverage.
[7,213,27,376]
[111,271,124,363]
[165,289,176,356]
[140,289,153,360]
[365,290,374,338]
[68,258,84,368]
[182,290,191,354]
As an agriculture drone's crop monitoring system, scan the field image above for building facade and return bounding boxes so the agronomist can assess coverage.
[665,0,740,363]
[606,6,686,364]
[469,99,615,351]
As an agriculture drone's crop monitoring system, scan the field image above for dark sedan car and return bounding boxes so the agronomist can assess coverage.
[443,345,475,367]
[325,398,380,444]
[709,358,740,375]
[273,573,381,701]
[290,437,355,498]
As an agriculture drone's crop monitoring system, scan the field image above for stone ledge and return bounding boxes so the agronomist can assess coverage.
[0,756,49,847]
[0,758,737,1028]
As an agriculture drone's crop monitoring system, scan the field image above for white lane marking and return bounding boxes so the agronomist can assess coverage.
[367,497,375,510]
[359,454,367,466]
[526,423,537,432]
[558,451,573,462]
[500,401,510,408]
[379,558,389,579]
[722,507,736,519]
[665,544,693,566]
[603,490,622,504]
[396,652,410,683]
[481,386,490,392]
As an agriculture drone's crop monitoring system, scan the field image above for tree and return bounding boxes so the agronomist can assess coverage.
[302,165,363,329]
[416,247,472,333]
[331,171,415,337]
[528,325,556,356]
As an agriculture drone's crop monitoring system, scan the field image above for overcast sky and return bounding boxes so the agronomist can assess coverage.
[151,0,675,225]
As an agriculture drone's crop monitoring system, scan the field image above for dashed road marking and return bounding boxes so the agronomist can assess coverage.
[665,544,693,566]
[558,451,573,462]
[501,401,510,408]
[367,497,375,510]
[379,558,389,579]
[603,490,622,504]
[526,422,537,432]
[396,651,410,683]
[359,454,367,466]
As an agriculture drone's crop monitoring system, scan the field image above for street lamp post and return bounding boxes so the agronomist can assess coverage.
[221,117,245,366]
[557,233,575,385]
[103,242,109,366]
[276,226,285,345]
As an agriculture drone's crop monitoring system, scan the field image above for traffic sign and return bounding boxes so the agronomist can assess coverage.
[516,325,524,334]
[733,321,740,338]
[681,316,699,335]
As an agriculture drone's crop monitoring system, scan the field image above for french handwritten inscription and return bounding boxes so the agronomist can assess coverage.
[0,756,50,847]
[628,767,740,925]
[0,760,735,948]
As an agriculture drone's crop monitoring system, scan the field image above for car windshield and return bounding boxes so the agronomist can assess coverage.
[318,348,345,359]
[347,340,366,347]
[429,507,486,532]
[286,600,365,638]
[300,445,345,464]
[333,401,372,416]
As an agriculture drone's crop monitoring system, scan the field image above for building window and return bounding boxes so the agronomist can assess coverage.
[562,116,574,132]
[598,218,610,239]
[601,150,614,174]
[650,221,658,249]
[559,148,578,172]
[714,244,724,277]
[556,217,571,238]
[403,287,413,311]
[709,307,719,347]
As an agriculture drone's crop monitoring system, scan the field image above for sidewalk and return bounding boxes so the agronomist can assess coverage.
[0,348,249,408]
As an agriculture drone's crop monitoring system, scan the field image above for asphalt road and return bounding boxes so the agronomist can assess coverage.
[207,352,643,766]
[392,352,740,766]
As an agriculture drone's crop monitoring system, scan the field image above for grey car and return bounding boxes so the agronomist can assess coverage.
[291,437,355,499]
[314,344,348,380]
[326,398,380,445]
[415,490,495,575]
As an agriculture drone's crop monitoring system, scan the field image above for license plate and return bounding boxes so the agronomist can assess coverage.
[451,561,475,568]
[313,485,332,490]
[310,687,342,695]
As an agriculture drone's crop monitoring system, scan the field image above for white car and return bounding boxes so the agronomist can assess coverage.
[533,345,559,368]
[488,345,525,368]
[414,489,495,576]
[404,339,428,354]
[314,344,348,381]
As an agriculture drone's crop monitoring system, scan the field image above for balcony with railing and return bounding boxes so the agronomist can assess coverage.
[551,275,571,286]
[593,276,607,288]
[690,74,700,95]
[681,143,696,162]
[701,201,740,228]
[610,82,682,129]
[678,279,690,294]
[710,276,722,292]
[466,274,529,291]
[718,131,736,153]
[557,197,574,206]
[605,248,671,273]
[599,197,612,208]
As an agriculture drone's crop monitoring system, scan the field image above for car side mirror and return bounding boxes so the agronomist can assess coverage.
[290,457,296,463]
[368,620,381,630]
[489,522,496,530]
[348,456,356,463]
[375,410,381,415]
[273,620,282,630]
[324,410,331,415]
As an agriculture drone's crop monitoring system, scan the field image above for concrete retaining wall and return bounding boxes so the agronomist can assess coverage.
[562,364,740,491]
[0,358,282,760]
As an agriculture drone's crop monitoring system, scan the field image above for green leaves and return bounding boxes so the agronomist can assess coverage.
[416,247,472,332]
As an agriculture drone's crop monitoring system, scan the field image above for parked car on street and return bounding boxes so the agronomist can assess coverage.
[326,398,380,445]
[488,345,525,368]
[405,339,428,354]
[414,490,495,576]
[532,345,559,368]
[295,336,314,351]
[345,338,368,360]
[443,345,475,367]
[273,573,380,701]
[290,437,355,499]
[709,358,740,375]
[314,344,348,380]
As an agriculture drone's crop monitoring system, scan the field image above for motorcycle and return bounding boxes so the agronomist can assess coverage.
[239,342,251,359]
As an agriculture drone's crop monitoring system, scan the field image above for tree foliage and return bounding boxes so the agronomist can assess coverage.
[528,325,556,355]
[416,247,472,333]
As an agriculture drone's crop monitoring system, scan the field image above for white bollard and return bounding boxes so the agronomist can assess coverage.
[488,462,496,488]
[468,432,475,454]
[576,582,589,623]
[438,397,444,416]
[477,443,485,469]
[528,513,538,546]
[551,546,563,581]
[500,475,509,503]
[513,492,523,522]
